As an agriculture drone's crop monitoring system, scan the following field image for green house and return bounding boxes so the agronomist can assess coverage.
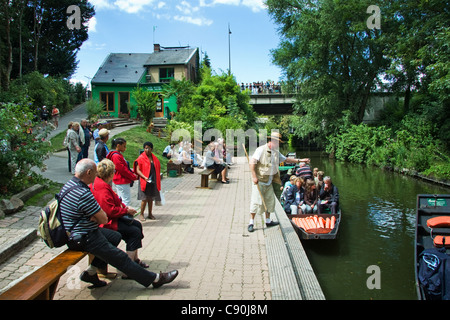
[91,44,199,119]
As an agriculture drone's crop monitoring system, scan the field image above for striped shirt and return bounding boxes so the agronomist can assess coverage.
[60,177,101,237]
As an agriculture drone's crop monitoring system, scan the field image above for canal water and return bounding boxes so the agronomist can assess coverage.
[288,151,450,300]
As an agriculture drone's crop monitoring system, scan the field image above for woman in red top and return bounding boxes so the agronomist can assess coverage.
[134,141,161,221]
[91,159,148,269]
[106,138,138,206]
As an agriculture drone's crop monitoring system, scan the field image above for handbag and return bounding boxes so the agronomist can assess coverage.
[119,214,135,225]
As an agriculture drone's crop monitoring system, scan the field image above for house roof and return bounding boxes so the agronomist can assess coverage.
[91,53,151,84]
[91,47,198,84]
[144,47,197,66]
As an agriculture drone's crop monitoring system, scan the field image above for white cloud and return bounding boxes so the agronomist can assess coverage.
[113,0,156,14]
[199,0,266,12]
[241,0,267,12]
[82,41,107,51]
[156,1,166,9]
[89,0,114,10]
[86,17,97,32]
[176,1,200,15]
[173,15,213,26]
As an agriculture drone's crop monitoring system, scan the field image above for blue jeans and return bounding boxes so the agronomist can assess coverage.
[69,228,156,287]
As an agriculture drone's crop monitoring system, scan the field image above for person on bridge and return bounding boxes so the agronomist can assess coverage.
[247,132,310,232]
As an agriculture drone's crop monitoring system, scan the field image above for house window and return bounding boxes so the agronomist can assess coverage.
[159,68,174,83]
[100,92,115,112]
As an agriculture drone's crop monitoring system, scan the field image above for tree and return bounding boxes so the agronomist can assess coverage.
[0,0,95,89]
[0,101,50,194]
[267,0,390,145]
[132,86,158,126]
[174,65,257,134]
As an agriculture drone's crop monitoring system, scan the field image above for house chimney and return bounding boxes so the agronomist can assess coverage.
[154,44,161,52]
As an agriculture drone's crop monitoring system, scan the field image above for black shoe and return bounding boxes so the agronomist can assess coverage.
[266,221,279,228]
[248,224,254,232]
[80,271,107,288]
[153,270,179,288]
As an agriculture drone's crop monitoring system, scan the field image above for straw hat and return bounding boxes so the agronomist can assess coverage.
[99,128,110,137]
[270,132,284,143]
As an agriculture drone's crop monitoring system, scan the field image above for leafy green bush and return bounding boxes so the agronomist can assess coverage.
[132,86,158,126]
[326,113,444,175]
[0,102,49,194]
[86,99,105,122]
[165,120,194,142]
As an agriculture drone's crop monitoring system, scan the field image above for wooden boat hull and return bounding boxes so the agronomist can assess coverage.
[415,194,450,300]
[288,211,341,240]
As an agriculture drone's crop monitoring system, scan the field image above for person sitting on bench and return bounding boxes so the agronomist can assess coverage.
[61,158,178,289]
[91,159,148,271]
[204,142,229,184]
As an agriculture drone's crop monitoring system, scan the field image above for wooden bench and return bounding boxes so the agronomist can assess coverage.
[0,249,87,300]
[196,168,218,189]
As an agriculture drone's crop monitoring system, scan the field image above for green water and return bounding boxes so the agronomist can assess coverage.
[291,151,450,300]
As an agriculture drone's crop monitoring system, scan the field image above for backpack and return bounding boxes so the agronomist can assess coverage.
[38,185,82,248]
[418,247,450,300]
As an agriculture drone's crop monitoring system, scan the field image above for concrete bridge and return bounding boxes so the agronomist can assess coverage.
[248,92,393,123]
[249,93,295,115]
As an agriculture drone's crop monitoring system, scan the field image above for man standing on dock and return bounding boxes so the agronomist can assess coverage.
[248,132,310,232]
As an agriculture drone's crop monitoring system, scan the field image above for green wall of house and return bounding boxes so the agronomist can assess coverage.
[91,83,178,119]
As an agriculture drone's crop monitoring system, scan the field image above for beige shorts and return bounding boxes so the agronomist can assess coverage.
[250,183,276,214]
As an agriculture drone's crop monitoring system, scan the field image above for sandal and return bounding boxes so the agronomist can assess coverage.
[135,259,149,268]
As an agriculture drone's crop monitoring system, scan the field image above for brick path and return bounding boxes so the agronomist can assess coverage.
[0,104,324,301]
[52,157,271,300]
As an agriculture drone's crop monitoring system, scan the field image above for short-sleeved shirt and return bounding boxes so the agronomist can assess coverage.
[204,150,216,167]
[60,177,101,237]
[251,145,286,185]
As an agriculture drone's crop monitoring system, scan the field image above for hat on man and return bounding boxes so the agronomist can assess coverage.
[269,132,284,143]
[99,128,110,138]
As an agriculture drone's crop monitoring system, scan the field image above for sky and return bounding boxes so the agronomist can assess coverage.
[72,0,284,89]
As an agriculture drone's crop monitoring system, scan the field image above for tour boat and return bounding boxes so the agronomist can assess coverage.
[288,209,341,240]
[415,194,450,300]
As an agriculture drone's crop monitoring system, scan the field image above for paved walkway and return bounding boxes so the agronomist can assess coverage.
[0,103,324,301]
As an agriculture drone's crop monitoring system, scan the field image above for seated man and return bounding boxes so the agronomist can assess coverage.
[296,162,313,182]
[61,158,178,289]
[318,176,339,214]
[162,143,175,159]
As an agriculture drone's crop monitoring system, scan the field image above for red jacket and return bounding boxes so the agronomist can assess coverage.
[107,151,137,185]
[90,176,127,231]
[134,152,161,192]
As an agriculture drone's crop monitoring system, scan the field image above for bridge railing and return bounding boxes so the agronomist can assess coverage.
[239,82,301,95]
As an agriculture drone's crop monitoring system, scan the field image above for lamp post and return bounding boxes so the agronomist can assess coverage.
[228,23,232,76]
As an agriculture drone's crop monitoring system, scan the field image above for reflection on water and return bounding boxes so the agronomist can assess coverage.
[367,198,416,239]
[290,151,450,300]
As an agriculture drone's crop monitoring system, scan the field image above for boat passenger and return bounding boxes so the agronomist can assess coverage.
[303,179,319,214]
[318,176,339,214]
[283,177,305,215]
